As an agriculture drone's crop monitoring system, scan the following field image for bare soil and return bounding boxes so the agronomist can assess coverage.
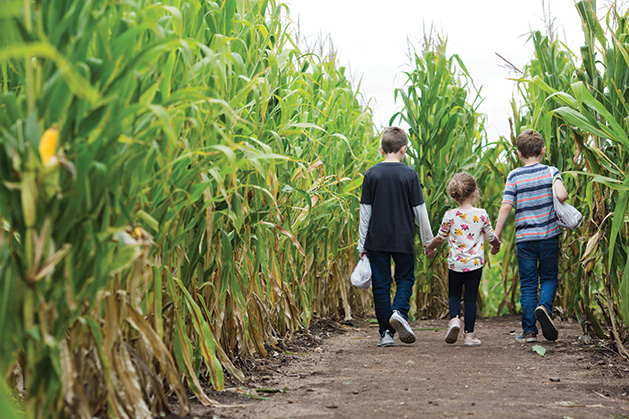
[181,315,629,419]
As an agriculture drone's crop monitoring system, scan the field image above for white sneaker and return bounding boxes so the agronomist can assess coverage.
[445,317,461,344]
[377,330,394,347]
[463,332,481,346]
[389,310,416,344]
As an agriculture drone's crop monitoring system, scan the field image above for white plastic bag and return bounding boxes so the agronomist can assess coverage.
[550,168,583,230]
[350,256,372,289]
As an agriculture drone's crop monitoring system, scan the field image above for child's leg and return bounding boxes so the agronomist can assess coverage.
[537,236,559,313]
[390,252,415,319]
[369,251,395,335]
[462,268,483,333]
[448,270,464,319]
[517,241,541,335]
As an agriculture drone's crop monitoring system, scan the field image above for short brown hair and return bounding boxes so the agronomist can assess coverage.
[447,172,477,202]
[516,129,545,158]
[381,126,409,154]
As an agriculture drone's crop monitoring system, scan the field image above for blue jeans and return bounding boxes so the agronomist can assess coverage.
[368,251,415,335]
[448,268,482,333]
[516,237,559,335]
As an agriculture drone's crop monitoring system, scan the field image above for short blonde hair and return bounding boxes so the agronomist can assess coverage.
[447,172,476,203]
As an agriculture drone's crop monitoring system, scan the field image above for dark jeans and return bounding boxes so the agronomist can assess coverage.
[448,268,482,333]
[516,236,559,334]
[368,251,415,335]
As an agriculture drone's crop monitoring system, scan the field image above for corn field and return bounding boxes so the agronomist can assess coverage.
[0,0,627,417]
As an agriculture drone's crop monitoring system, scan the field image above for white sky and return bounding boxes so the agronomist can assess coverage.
[284,0,594,142]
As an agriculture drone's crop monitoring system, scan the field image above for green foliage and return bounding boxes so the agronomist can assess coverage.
[0,379,22,419]
[0,0,377,416]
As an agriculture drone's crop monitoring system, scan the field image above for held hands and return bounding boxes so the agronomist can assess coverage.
[424,244,437,258]
[490,238,501,255]
[424,237,444,258]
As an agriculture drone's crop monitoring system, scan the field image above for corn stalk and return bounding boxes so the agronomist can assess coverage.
[0,0,377,416]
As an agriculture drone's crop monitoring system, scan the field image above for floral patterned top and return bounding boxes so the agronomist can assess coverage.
[436,207,497,273]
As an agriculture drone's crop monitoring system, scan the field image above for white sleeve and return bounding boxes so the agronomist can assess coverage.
[413,203,434,246]
[357,204,372,252]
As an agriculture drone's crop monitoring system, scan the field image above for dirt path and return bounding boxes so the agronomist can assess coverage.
[190,315,629,419]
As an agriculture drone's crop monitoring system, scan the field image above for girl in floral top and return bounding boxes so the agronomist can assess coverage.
[425,173,501,346]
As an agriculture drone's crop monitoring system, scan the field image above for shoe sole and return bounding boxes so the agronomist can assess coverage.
[464,341,481,347]
[535,306,558,341]
[445,325,460,344]
[377,341,394,347]
[515,336,537,343]
[389,316,416,344]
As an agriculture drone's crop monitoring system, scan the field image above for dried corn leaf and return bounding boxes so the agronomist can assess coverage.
[125,303,189,416]
[59,341,91,419]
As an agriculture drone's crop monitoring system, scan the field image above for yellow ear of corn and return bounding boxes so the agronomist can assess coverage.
[39,125,59,164]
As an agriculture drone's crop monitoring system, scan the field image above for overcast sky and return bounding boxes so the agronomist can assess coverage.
[284,0,595,141]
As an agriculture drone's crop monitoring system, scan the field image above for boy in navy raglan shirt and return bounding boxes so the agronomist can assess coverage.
[357,127,433,347]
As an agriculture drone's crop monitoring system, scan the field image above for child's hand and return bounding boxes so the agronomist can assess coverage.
[424,246,437,258]
[490,240,501,255]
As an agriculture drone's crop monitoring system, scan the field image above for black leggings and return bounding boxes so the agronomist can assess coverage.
[448,268,482,333]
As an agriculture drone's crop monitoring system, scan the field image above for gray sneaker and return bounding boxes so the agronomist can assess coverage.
[515,332,537,343]
[377,330,394,347]
[389,310,416,344]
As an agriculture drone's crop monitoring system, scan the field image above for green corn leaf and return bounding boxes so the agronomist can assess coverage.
[620,250,629,328]
[532,345,546,357]
[0,42,99,102]
[608,184,629,273]
[552,107,611,139]
[0,379,21,419]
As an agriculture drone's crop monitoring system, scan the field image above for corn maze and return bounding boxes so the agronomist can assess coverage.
[0,0,628,417]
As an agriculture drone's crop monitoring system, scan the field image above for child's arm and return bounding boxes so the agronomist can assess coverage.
[424,236,444,258]
[553,179,568,203]
[551,168,569,203]
[482,210,501,254]
[488,236,501,255]
[413,203,434,246]
[493,203,513,239]
[357,204,371,259]
[424,212,450,257]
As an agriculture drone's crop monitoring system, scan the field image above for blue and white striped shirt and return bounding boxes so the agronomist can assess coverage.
[502,163,562,243]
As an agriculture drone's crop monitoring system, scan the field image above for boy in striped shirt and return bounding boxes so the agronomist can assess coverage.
[494,129,568,343]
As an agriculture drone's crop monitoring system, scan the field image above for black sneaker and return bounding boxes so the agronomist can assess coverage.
[535,305,558,341]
